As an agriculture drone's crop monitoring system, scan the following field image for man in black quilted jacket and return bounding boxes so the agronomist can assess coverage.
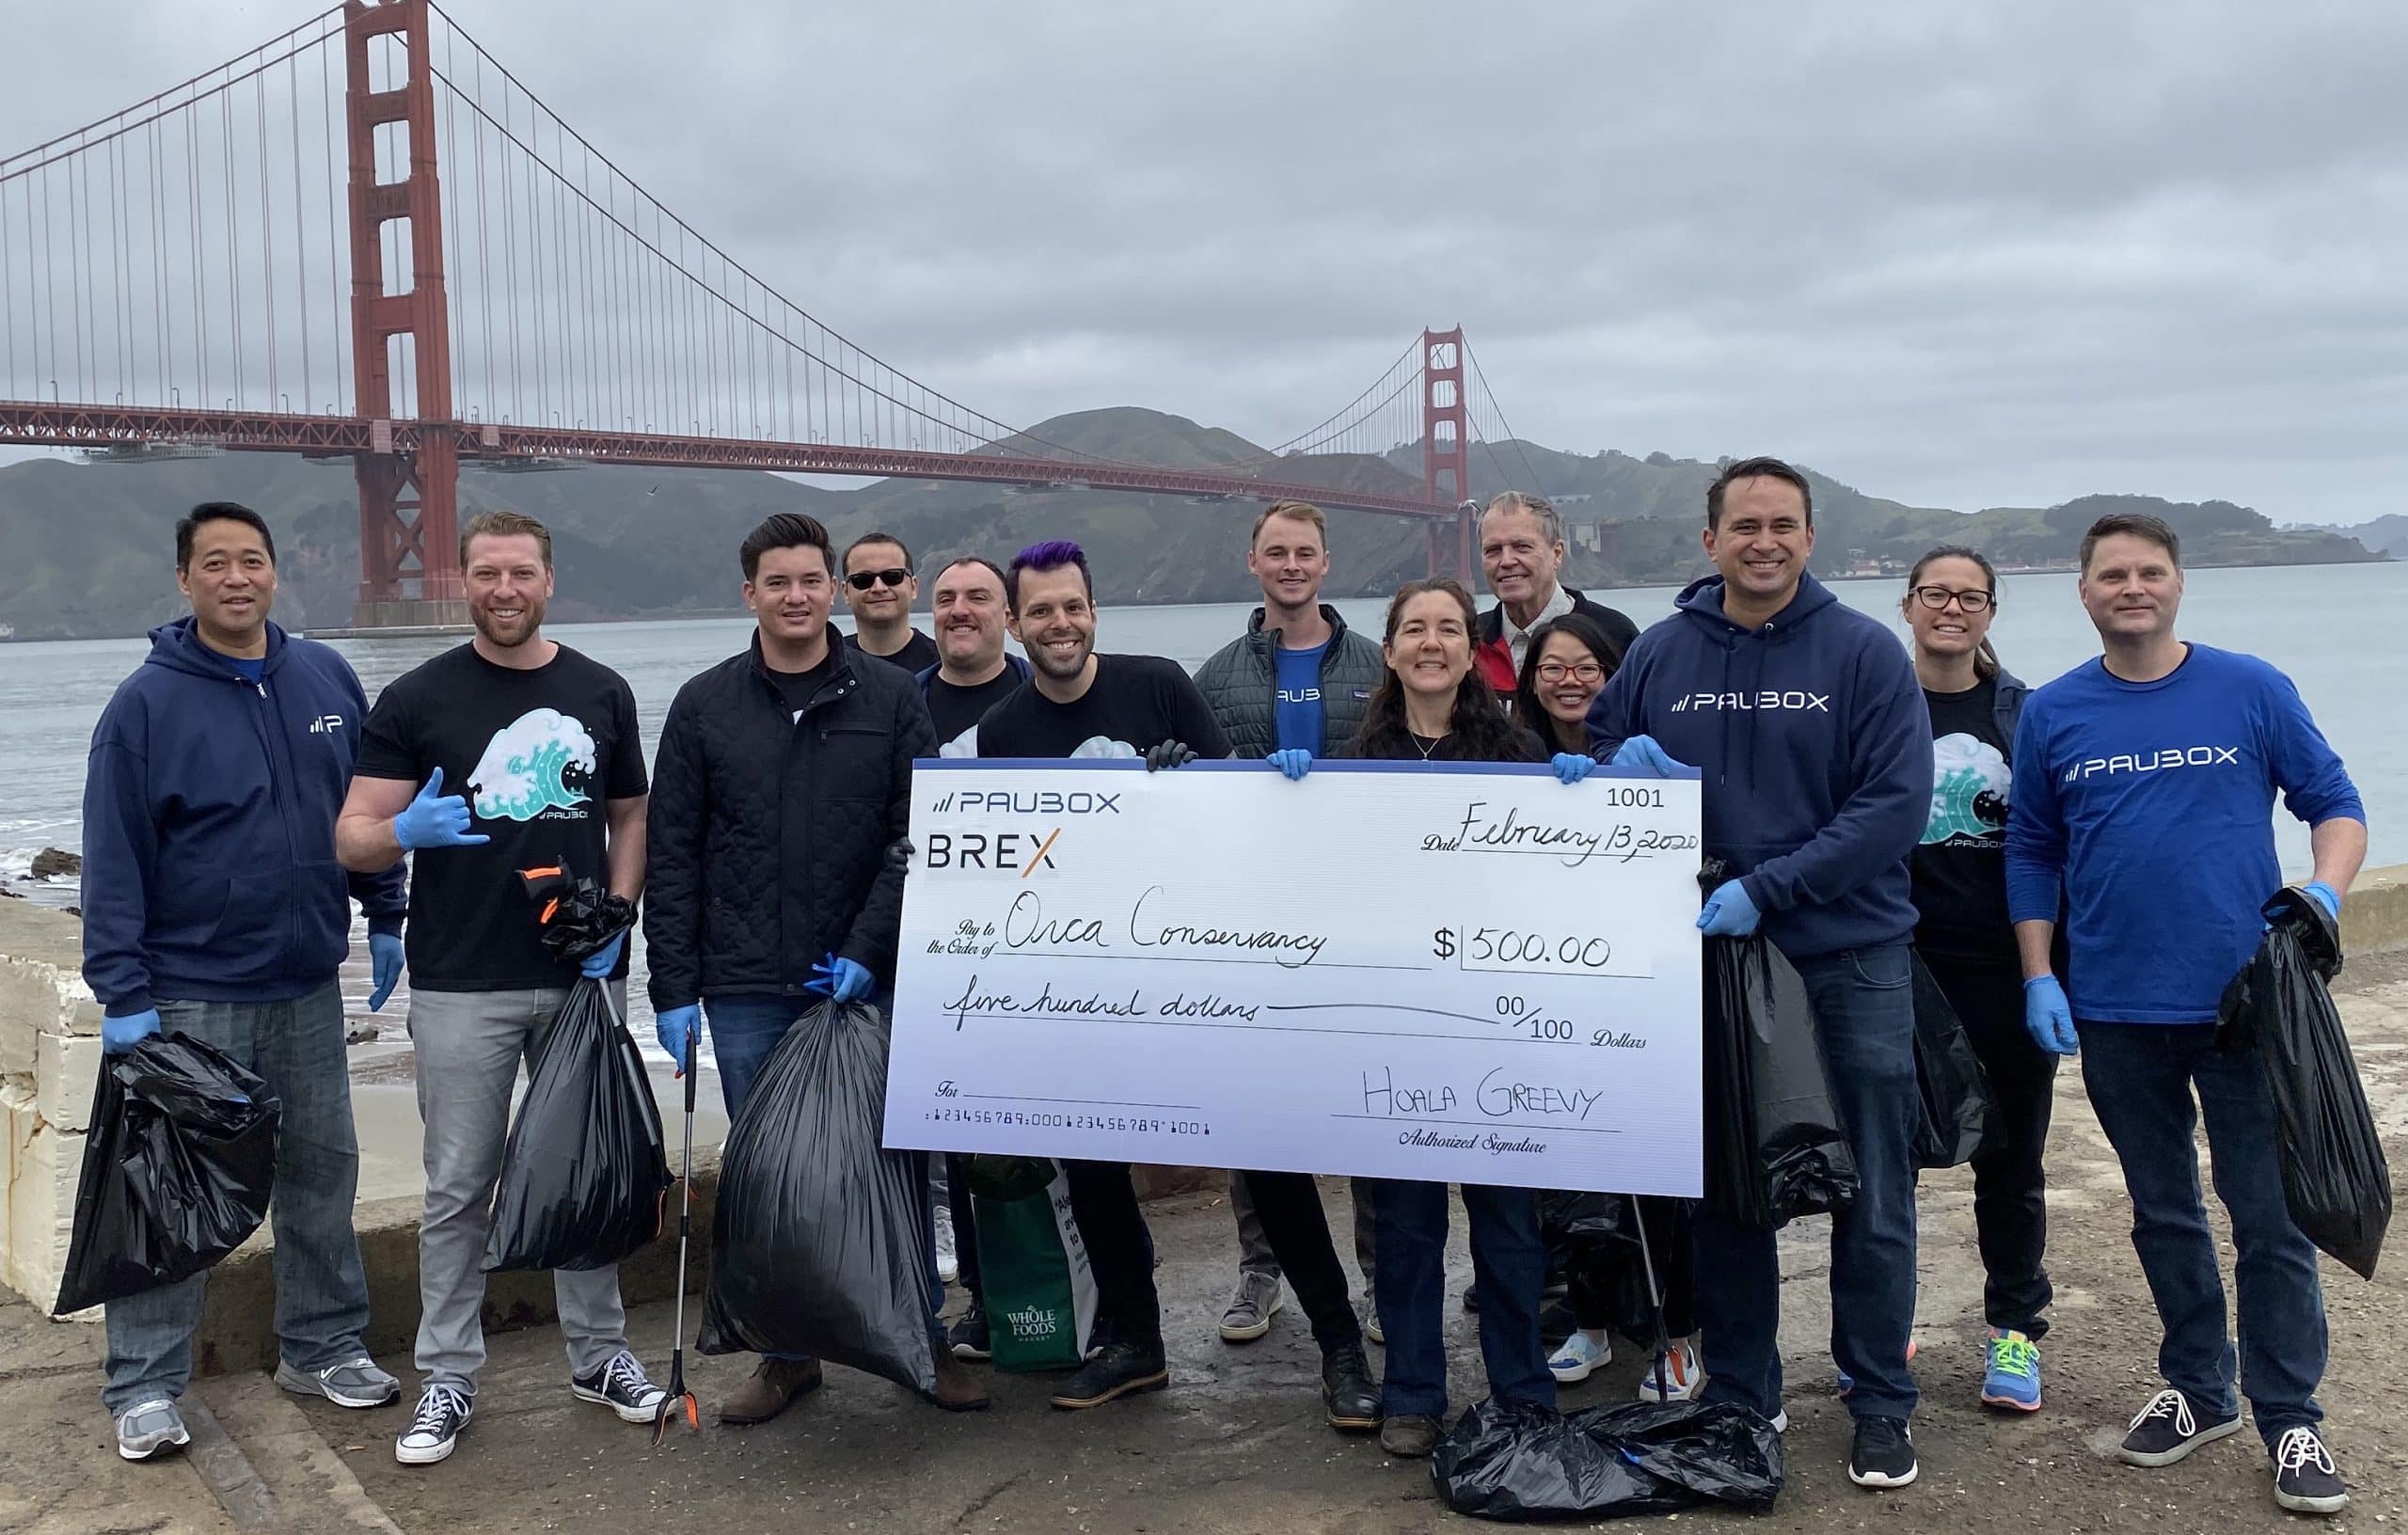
[642,511,983,1423]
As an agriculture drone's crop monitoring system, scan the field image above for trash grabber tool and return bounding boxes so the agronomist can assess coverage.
[653,1024,702,1443]
[1633,1195,1674,1405]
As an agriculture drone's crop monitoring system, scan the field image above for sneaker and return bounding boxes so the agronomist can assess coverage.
[1637,1338,1705,1402]
[1980,1330,2042,1413]
[1836,1336,1918,1398]
[1547,1330,1612,1384]
[1218,1271,1284,1343]
[949,1300,993,1361]
[115,1398,191,1462]
[276,1356,401,1410]
[1049,1340,1169,1410]
[1770,1408,1789,1433]
[1380,1413,1443,1458]
[1848,1416,1918,1489]
[2116,1387,2243,1467]
[935,1203,960,1287]
[1364,1299,1384,1346]
[569,1350,670,1425]
[2272,1425,2348,1515]
[1322,1343,1381,1432]
[395,1385,472,1466]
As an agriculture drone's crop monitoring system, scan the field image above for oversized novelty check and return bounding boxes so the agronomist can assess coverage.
[882,759,1704,1195]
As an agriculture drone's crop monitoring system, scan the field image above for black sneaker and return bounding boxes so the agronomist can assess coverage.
[2272,1426,2348,1515]
[395,1385,472,1466]
[1048,1341,1168,1410]
[1847,1416,1918,1489]
[2117,1388,2243,1467]
[569,1350,670,1425]
[949,1301,993,1362]
[1322,1343,1380,1432]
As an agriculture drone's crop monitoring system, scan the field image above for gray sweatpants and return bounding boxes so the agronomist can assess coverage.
[409,985,629,1393]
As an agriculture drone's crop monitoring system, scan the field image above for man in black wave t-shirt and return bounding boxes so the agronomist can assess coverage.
[985,552,1383,1432]
[338,511,664,1466]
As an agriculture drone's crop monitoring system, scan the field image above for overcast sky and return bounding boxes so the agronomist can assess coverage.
[4,0,2404,524]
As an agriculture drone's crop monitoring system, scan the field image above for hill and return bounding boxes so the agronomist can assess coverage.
[2293,513,2408,559]
[0,412,2385,640]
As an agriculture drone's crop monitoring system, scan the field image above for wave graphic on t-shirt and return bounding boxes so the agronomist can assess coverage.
[1068,736,1139,760]
[1925,732,2010,847]
[468,708,598,822]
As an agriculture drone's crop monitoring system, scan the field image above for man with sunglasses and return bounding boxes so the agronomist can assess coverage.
[841,531,941,673]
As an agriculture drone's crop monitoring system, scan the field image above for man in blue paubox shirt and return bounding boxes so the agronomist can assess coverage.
[1587,456,1934,1493]
[81,502,408,1464]
[2006,512,2366,1519]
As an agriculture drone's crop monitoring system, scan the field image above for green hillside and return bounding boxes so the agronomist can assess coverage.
[0,411,2384,640]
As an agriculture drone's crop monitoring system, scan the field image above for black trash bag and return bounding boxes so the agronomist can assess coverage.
[54,1034,280,1315]
[1910,953,1998,1170]
[1701,934,1858,1230]
[698,1000,937,1394]
[516,863,635,965]
[483,977,673,1273]
[2216,888,2391,1280]
[1537,1190,1633,1246]
[1432,1397,1783,1521]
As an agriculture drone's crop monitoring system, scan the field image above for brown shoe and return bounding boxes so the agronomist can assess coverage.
[929,1348,991,1413]
[717,1356,822,1426]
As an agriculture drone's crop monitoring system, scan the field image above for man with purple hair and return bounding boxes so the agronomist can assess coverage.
[971,540,1249,1411]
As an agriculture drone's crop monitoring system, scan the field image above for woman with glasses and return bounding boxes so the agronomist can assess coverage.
[1899,546,2056,1415]
[1509,613,1624,753]
[1289,578,1569,1459]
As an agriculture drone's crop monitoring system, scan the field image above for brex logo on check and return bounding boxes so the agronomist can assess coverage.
[924,828,1064,876]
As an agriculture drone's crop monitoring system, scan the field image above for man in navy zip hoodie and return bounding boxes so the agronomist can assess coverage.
[82,502,407,1463]
[1587,457,1933,1491]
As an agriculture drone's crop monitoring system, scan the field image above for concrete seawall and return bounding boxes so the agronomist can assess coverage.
[6,868,2405,1370]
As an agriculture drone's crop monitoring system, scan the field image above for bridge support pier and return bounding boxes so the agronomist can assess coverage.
[1420,327,1475,583]
[344,0,465,631]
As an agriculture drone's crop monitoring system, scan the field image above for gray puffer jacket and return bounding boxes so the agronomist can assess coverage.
[1192,605,1385,757]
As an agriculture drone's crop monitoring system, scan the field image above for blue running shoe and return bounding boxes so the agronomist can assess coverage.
[1981,1329,2042,1412]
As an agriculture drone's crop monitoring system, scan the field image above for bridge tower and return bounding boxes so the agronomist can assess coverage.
[1420,327,1476,582]
[344,0,465,629]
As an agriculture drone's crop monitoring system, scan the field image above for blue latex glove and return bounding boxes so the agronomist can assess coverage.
[656,1004,701,1076]
[2304,880,2342,922]
[392,767,489,851]
[808,954,875,1003]
[2023,975,2079,1055]
[1267,749,1313,781]
[579,930,626,979]
[1696,878,1762,937]
[1609,736,1686,778]
[1551,752,1596,785]
[102,1007,161,1056]
[367,932,405,1012]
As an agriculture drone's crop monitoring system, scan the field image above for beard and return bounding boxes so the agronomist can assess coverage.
[470,595,547,647]
[1026,636,1091,681]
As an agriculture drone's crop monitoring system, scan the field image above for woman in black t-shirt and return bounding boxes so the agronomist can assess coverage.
[1901,545,2055,1414]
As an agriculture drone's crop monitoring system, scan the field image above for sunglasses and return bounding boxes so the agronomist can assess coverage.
[848,568,911,591]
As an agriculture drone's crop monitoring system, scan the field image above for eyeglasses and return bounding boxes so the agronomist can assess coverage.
[848,568,911,591]
[1535,660,1606,683]
[1910,585,1992,613]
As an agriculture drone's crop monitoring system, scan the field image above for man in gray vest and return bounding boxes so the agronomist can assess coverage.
[1191,498,1384,1347]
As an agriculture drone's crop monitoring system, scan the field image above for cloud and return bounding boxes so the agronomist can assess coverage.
[3,0,2403,523]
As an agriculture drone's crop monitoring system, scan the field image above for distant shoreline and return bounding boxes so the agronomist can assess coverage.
[0,552,2392,642]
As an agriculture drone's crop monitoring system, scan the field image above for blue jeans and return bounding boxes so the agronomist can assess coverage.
[704,993,945,1335]
[1371,1180,1553,1418]
[2076,1021,2325,1446]
[1693,941,1921,1422]
[103,985,370,1414]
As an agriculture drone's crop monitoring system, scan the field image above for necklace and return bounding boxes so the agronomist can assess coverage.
[1411,731,1445,760]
